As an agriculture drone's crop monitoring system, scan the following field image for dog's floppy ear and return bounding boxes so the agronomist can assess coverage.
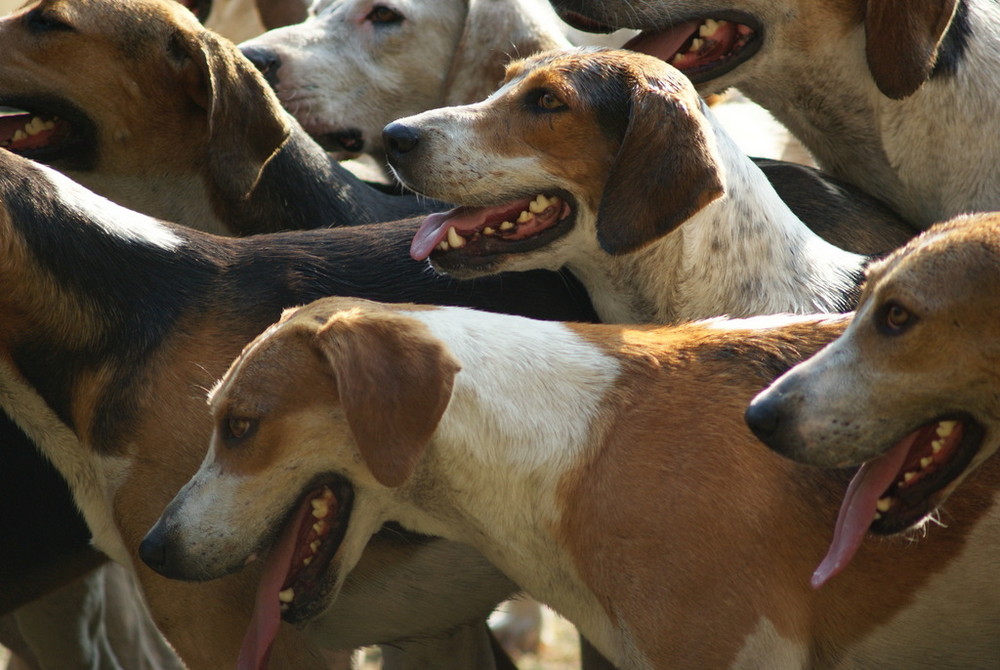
[443,0,569,105]
[315,309,461,488]
[865,0,959,99]
[596,74,723,256]
[171,30,291,201]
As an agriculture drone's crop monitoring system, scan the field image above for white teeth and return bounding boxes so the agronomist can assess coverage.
[874,512,883,520]
[499,221,515,231]
[303,556,312,566]
[13,129,26,142]
[243,553,258,566]
[699,19,720,37]
[528,195,550,214]
[438,241,449,251]
[312,521,325,533]
[937,421,956,437]
[447,227,466,249]
[671,52,685,65]
[517,210,533,223]
[920,456,933,469]
[690,37,705,51]
[903,472,917,483]
[483,226,495,236]
[309,540,320,553]
[311,498,329,519]
[931,439,943,454]
[876,497,892,512]
[278,588,295,603]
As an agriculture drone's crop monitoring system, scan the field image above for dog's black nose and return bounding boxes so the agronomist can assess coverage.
[744,395,781,442]
[241,45,282,89]
[383,122,421,157]
[139,530,169,572]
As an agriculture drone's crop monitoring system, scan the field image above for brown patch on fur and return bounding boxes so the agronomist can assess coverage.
[557,317,997,666]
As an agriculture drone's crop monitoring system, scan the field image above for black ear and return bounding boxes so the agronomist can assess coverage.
[171,30,291,201]
[596,74,723,256]
[865,0,959,99]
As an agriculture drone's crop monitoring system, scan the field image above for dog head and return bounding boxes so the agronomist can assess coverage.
[141,297,460,668]
[239,0,568,161]
[550,0,960,100]
[745,212,1000,580]
[0,0,290,216]
[385,47,723,278]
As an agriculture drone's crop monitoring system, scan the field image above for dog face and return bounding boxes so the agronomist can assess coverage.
[746,212,1000,543]
[142,298,460,665]
[0,0,289,219]
[385,48,722,278]
[549,0,960,100]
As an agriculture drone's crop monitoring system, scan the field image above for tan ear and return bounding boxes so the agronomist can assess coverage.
[865,0,959,99]
[443,0,569,105]
[316,310,461,488]
[596,75,723,256]
[171,30,291,201]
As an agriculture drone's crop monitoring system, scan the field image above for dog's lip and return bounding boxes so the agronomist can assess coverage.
[0,97,95,167]
[313,128,365,156]
[410,190,577,270]
[557,10,621,34]
[812,414,983,588]
[623,11,763,84]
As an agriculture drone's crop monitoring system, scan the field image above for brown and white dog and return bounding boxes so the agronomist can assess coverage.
[0,147,595,669]
[384,48,916,324]
[239,0,572,163]
[145,297,1000,670]
[0,0,441,236]
[549,0,1000,229]
[746,212,1000,587]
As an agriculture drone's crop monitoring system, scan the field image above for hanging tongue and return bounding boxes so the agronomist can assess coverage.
[811,431,919,589]
[237,500,312,670]
[624,20,702,63]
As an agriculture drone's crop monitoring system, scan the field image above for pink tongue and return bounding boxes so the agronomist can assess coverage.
[237,501,311,670]
[410,200,532,261]
[811,431,919,589]
[624,21,702,62]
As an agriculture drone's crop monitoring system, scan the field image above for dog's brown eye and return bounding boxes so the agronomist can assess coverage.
[877,301,915,334]
[226,418,254,440]
[536,92,565,111]
[367,5,403,24]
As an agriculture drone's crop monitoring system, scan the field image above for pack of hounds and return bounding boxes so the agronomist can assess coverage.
[0,0,998,669]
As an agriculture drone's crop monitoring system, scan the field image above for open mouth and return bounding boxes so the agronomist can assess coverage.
[812,415,983,588]
[314,128,365,156]
[239,476,354,670]
[410,191,576,271]
[0,100,95,168]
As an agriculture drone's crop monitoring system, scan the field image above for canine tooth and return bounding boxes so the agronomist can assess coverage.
[278,588,295,603]
[438,241,450,251]
[931,439,943,454]
[876,497,892,512]
[517,210,533,223]
[920,456,933,469]
[937,421,956,437]
[690,37,705,51]
[483,226,495,236]
[12,129,26,142]
[499,221,515,231]
[447,227,466,249]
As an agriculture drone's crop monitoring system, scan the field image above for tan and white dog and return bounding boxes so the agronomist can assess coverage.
[239,0,572,162]
[550,0,1000,229]
[384,48,916,324]
[145,297,1000,670]
[746,212,1000,587]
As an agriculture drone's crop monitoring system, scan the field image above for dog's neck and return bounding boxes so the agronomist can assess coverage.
[567,115,865,324]
[736,0,1000,228]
